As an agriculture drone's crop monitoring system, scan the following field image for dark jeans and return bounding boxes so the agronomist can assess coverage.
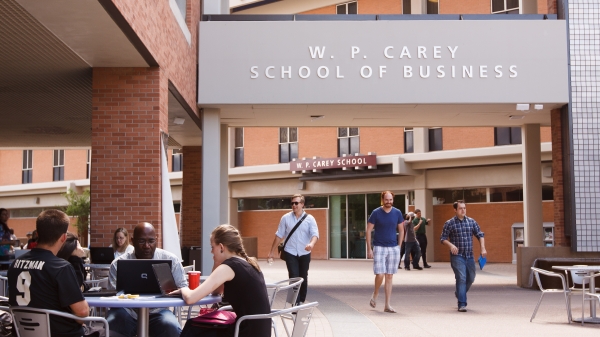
[416,234,428,265]
[403,241,421,268]
[106,307,181,337]
[283,251,311,303]
[450,255,476,308]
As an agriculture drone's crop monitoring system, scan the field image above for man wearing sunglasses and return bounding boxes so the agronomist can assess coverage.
[268,194,319,305]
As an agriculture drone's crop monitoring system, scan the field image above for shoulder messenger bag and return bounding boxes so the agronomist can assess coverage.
[277,213,308,260]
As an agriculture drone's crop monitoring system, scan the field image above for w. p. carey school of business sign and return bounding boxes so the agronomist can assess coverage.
[198,20,567,105]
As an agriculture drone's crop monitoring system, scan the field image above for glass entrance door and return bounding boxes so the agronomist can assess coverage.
[329,193,405,259]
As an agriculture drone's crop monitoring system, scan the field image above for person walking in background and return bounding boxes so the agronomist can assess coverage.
[440,200,486,312]
[111,227,134,259]
[403,212,422,271]
[0,209,13,260]
[268,194,319,305]
[366,191,404,313]
[413,209,432,268]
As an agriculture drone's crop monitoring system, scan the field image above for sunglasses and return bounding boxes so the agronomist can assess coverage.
[291,202,302,206]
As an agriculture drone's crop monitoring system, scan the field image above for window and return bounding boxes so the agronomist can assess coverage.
[238,196,328,211]
[495,127,522,146]
[403,0,411,14]
[234,128,244,167]
[172,149,183,172]
[53,150,64,181]
[490,186,523,202]
[279,127,298,163]
[22,150,32,184]
[433,188,487,204]
[338,127,360,157]
[491,0,519,13]
[337,1,357,14]
[427,0,439,14]
[86,149,91,179]
[428,127,443,152]
[404,128,414,153]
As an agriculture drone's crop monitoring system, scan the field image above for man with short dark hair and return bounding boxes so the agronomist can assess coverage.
[413,209,432,268]
[440,200,486,312]
[366,191,404,313]
[8,209,90,337]
[268,194,319,305]
[107,222,187,337]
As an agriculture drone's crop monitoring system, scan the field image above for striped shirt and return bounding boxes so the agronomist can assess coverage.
[440,215,484,258]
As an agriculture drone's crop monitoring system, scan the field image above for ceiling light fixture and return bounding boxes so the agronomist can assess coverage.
[534,104,543,110]
[173,117,185,125]
[310,115,324,121]
[509,115,525,120]
[516,104,530,111]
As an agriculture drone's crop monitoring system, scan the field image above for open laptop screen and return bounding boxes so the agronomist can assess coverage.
[89,247,114,264]
[116,259,172,294]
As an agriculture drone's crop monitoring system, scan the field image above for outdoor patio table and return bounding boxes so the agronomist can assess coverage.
[85,294,222,337]
[552,265,600,323]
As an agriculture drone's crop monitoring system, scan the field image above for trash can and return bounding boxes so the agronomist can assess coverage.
[189,246,202,271]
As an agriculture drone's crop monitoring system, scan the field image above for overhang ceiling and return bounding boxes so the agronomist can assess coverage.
[0,0,200,148]
[204,103,560,127]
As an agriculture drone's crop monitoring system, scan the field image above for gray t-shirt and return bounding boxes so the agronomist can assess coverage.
[404,220,417,243]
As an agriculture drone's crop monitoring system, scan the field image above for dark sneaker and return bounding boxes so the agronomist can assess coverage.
[458,306,467,312]
[404,267,410,271]
[424,264,432,268]
[413,266,423,270]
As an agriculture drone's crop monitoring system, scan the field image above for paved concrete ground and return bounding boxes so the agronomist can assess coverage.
[260,259,600,336]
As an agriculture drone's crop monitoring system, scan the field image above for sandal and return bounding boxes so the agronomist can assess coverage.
[384,307,397,313]
[369,294,376,308]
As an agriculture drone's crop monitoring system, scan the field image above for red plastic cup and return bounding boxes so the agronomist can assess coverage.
[188,271,201,290]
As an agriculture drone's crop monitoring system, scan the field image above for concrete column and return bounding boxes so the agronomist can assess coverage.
[414,189,434,261]
[522,124,543,247]
[413,128,429,153]
[220,124,228,225]
[410,0,427,14]
[201,109,221,275]
[90,67,167,247]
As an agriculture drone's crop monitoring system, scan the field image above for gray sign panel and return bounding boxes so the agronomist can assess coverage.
[198,20,568,104]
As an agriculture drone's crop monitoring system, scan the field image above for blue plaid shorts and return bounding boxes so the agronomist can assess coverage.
[373,245,400,275]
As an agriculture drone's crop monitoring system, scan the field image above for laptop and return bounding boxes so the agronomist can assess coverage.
[89,247,115,264]
[14,249,30,259]
[152,263,182,298]
[117,259,172,295]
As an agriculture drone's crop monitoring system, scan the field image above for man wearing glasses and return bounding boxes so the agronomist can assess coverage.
[268,194,319,305]
[107,222,187,337]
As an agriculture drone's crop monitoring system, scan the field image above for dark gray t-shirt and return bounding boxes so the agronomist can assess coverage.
[404,220,417,243]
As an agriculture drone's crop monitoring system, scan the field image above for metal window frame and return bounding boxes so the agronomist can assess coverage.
[490,0,520,14]
[336,1,358,15]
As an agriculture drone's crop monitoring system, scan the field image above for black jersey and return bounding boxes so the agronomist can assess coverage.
[8,248,85,337]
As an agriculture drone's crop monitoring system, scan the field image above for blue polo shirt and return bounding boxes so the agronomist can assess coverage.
[368,207,404,247]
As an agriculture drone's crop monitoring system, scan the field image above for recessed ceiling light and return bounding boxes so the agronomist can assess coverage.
[509,115,525,120]
[534,104,543,110]
[516,104,530,111]
[310,115,324,121]
[173,117,185,125]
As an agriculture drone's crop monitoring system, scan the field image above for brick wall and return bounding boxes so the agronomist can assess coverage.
[0,150,23,186]
[64,149,89,181]
[238,209,328,260]
[442,127,494,150]
[113,0,200,116]
[540,126,551,143]
[32,150,52,183]
[244,127,279,166]
[90,67,168,247]
[298,127,338,159]
[360,127,404,155]
[550,109,568,246]
[433,201,555,262]
[8,217,78,240]
[181,146,202,246]
[440,0,490,14]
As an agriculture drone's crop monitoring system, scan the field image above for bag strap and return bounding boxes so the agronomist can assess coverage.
[282,213,308,251]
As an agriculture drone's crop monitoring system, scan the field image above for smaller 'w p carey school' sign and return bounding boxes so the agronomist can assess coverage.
[290,154,377,172]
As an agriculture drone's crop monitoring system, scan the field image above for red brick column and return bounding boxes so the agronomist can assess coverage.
[90,67,168,246]
[551,108,569,247]
[181,146,202,247]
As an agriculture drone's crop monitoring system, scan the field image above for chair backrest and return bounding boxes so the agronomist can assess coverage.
[11,308,52,337]
[531,267,567,292]
[265,284,279,308]
[273,277,303,309]
[0,276,7,297]
[233,301,318,337]
[570,269,589,286]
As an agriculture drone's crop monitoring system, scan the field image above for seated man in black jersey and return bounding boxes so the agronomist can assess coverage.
[8,209,95,337]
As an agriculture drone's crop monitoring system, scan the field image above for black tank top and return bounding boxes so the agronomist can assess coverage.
[222,257,271,337]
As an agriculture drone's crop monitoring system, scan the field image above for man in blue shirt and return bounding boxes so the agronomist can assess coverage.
[268,194,319,305]
[440,200,486,312]
[366,191,404,313]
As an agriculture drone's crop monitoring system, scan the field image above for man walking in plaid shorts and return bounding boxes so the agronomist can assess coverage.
[366,191,405,313]
[440,200,486,312]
